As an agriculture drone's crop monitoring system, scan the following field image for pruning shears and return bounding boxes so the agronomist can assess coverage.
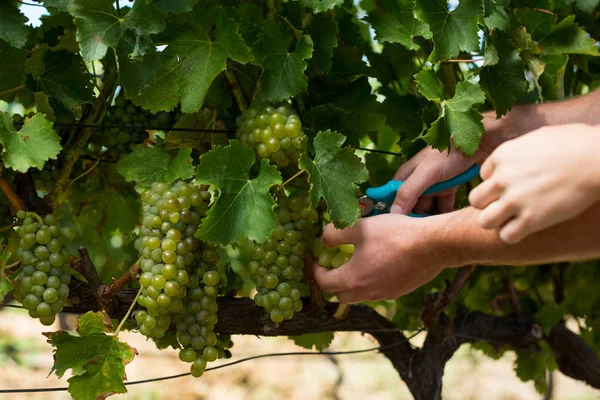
[358,164,480,217]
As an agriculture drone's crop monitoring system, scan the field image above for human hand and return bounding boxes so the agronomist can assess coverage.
[391,111,506,215]
[469,123,600,244]
[312,215,453,303]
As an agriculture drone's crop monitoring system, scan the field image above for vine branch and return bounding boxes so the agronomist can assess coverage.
[0,170,26,211]
[0,85,25,98]
[225,70,248,112]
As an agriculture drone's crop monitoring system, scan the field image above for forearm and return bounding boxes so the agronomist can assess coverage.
[480,89,600,153]
[435,203,600,267]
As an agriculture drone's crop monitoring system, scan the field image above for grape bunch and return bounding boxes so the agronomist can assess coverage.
[90,94,180,160]
[173,244,224,378]
[249,190,318,322]
[235,102,305,168]
[312,238,355,269]
[14,211,75,326]
[31,159,60,193]
[134,180,210,339]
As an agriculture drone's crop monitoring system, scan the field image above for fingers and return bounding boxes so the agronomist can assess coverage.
[469,180,504,209]
[312,264,349,293]
[393,150,427,180]
[477,199,516,230]
[480,155,496,180]
[413,197,434,214]
[336,291,365,304]
[436,190,456,214]
[391,164,441,214]
[322,222,362,247]
[498,217,529,244]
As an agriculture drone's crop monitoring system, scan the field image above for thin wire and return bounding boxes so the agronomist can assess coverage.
[10,122,405,157]
[0,329,424,394]
[12,121,235,134]
[17,1,46,7]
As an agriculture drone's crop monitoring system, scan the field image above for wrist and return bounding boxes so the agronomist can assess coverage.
[420,212,476,269]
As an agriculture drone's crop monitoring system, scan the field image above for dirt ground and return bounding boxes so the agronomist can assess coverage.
[1,307,599,400]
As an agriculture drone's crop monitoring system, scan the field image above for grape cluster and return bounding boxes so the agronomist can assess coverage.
[31,159,60,193]
[249,190,318,322]
[135,180,210,339]
[14,211,75,326]
[312,238,355,269]
[174,244,223,378]
[91,94,180,160]
[235,102,305,168]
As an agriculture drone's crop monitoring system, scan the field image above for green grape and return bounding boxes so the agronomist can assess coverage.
[235,101,306,167]
[14,212,74,324]
[313,237,356,269]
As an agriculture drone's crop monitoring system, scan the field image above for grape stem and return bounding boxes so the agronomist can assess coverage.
[0,85,25,98]
[66,157,100,189]
[225,70,248,112]
[114,286,142,338]
[278,170,306,190]
[0,171,26,211]
[101,258,141,300]
[2,261,20,273]
[0,223,18,233]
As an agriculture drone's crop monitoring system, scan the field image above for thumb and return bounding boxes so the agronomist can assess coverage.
[390,165,440,214]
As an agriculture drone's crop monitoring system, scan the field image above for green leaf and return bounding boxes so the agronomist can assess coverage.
[0,3,29,48]
[153,0,200,13]
[69,0,166,61]
[44,0,72,11]
[34,92,55,121]
[306,12,339,76]
[480,36,528,117]
[290,332,335,351]
[513,26,545,83]
[414,69,444,101]
[254,22,314,102]
[304,104,349,138]
[299,0,344,13]
[117,146,194,186]
[25,47,95,118]
[366,0,432,51]
[45,311,137,400]
[195,140,282,245]
[483,0,510,31]
[415,0,482,62]
[539,54,568,100]
[514,347,556,394]
[0,113,61,173]
[540,15,599,56]
[535,302,566,334]
[576,0,600,13]
[423,81,485,155]
[299,131,369,228]
[383,92,426,139]
[120,5,252,113]
[0,40,27,100]
[514,9,555,42]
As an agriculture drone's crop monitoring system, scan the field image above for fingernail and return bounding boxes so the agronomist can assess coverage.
[391,205,404,214]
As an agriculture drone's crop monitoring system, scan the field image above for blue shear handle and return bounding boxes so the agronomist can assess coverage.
[365,164,480,207]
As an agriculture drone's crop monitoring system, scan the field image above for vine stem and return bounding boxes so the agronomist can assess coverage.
[0,173,26,211]
[446,58,484,63]
[225,70,248,112]
[2,261,20,272]
[279,170,306,190]
[0,85,25,98]
[114,286,142,338]
[46,71,118,207]
[66,157,100,188]
[0,223,18,233]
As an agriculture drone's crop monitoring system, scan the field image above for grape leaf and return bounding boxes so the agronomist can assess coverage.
[120,5,253,113]
[535,302,566,334]
[366,0,432,51]
[254,22,314,102]
[45,311,137,400]
[414,68,444,101]
[69,0,166,61]
[0,113,61,173]
[0,40,27,100]
[514,347,557,394]
[117,146,194,186]
[539,54,568,100]
[513,26,545,85]
[195,140,282,245]
[153,0,200,13]
[414,0,482,62]
[576,0,600,12]
[306,12,339,76]
[299,0,344,13]
[44,0,71,11]
[299,130,369,228]
[290,332,335,351]
[540,15,599,56]
[34,92,55,121]
[25,47,95,118]
[0,3,29,49]
[304,104,349,139]
[423,81,485,155]
[483,0,510,31]
[514,9,555,42]
[480,35,528,117]
[368,43,416,92]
